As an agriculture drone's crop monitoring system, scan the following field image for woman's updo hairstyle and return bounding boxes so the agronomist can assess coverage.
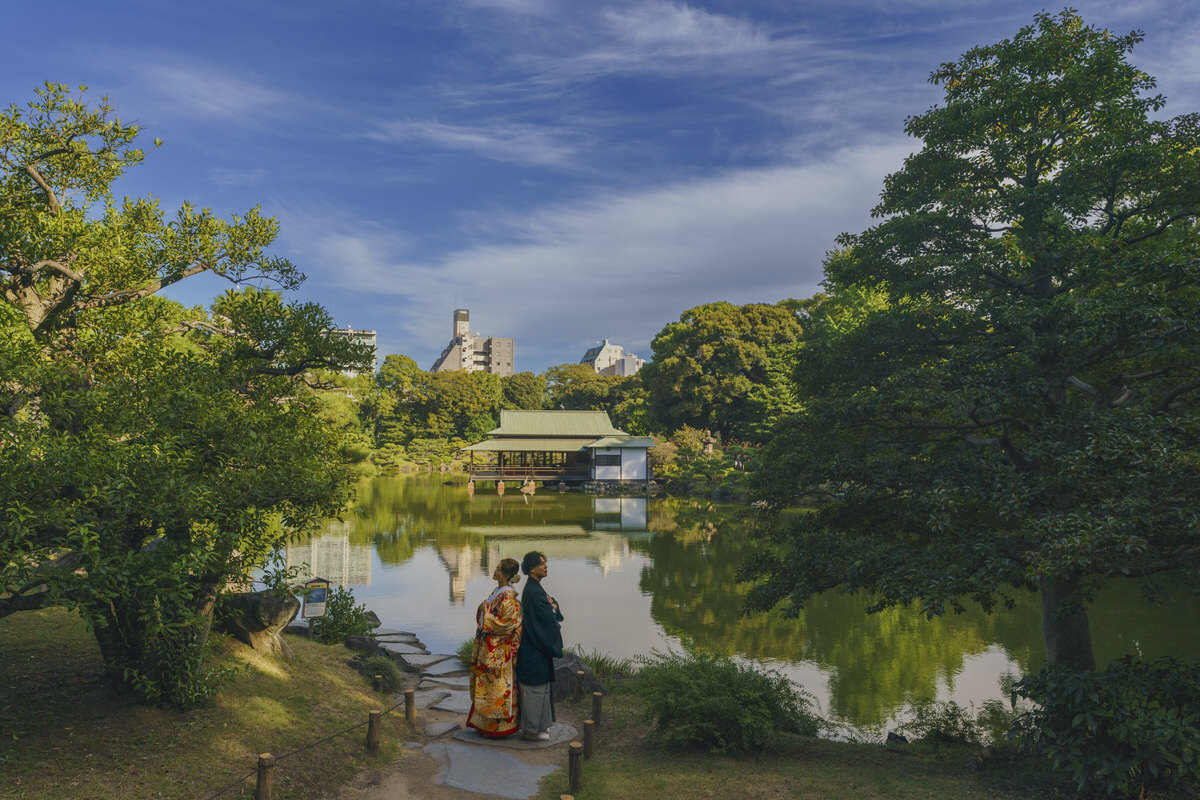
[498,557,521,585]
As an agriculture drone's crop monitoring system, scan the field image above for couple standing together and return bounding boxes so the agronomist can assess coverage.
[466,551,563,741]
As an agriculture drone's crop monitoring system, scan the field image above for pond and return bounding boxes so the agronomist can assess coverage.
[286,474,1200,733]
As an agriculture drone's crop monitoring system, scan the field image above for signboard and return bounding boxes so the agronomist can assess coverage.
[302,578,329,619]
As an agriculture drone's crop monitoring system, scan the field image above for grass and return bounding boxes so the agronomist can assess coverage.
[534,682,1058,800]
[0,607,415,800]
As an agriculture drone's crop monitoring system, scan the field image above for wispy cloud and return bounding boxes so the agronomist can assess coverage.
[293,137,911,370]
[364,119,580,166]
[133,62,294,122]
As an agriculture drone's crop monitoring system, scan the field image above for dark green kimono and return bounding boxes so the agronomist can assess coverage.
[516,577,563,686]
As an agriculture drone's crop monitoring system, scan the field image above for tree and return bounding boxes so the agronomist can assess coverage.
[639,300,805,441]
[0,84,369,705]
[543,363,651,434]
[500,371,546,410]
[747,12,1200,672]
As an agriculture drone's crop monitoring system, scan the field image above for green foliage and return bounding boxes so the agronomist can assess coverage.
[456,637,476,665]
[310,586,376,645]
[640,301,806,441]
[747,10,1200,673]
[895,699,1016,748]
[1014,658,1200,799]
[543,364,651,434]
[629,649,821,752]
[566,645,636,689]
[360,655,402,693]
[501,371,546,410]
[0,85,363,706]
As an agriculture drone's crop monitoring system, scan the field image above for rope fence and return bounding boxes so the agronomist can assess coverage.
[204,687,414,800]
[205,671,606,800]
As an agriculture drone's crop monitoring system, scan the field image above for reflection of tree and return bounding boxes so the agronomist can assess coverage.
[633,515,1043,727]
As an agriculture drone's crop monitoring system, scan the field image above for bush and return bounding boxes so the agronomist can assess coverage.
[456,638,475,665]
[1014,657,1200,799]
[310,586,376,645]
[360,655,402,693]
[630,649,821,752]
[894,699,1016,748]
[567,645,636,689]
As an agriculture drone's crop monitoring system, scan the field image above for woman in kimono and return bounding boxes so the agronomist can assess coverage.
[466,557,523,737]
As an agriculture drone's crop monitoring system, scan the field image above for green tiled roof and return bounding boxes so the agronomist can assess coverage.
[462,437,593,452]
[489,410,627,437]
[589,436,657,449]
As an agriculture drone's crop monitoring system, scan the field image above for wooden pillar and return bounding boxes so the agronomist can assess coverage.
[405,689,416,724]
[568,741,583,793]
[574,670,584,701]
[367,710,381,753]
[255,753,275,800]
[591,692,603,727]
[583,719,594,759]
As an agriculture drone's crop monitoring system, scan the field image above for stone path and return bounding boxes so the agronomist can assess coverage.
[338,638,578,800]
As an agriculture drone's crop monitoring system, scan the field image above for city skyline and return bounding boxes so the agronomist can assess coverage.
[5,1,1198,373]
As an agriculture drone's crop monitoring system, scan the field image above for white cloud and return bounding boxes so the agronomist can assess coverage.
[364,119,579,166]
[208,166,268,187]
[297,137,911,371]
[134,62,294,122]
[601,2,773,59]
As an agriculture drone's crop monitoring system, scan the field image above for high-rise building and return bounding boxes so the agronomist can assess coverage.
[580,339,644,376]
[430,309,515,376]
[329,328,377,376]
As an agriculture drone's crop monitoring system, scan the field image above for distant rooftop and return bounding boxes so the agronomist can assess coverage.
[488,410,627,437]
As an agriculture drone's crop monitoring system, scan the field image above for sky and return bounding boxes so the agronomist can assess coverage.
[6,1,1200,373]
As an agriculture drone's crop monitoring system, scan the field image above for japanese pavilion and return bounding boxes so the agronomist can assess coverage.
[462,410,654,485]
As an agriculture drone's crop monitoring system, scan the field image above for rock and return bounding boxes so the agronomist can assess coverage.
[419,674,471,689]
[421,657,468,677]
[551,652,605,703]
[431,690,472,714]
[400,653,453,672]
[284,622,310,637]
[886,731,909,746]
[415,690,452,709]
[343,635,384,658]
[425,721,460,737]
[365,609,382,628]
[217,591,300,657]
[378,641,430,657]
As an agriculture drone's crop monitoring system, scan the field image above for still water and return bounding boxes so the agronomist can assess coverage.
[287,474,1200,733]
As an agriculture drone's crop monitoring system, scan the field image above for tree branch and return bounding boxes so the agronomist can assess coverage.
[21,162,63,214]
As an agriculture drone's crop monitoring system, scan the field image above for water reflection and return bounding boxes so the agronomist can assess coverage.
[288,475,1199,732]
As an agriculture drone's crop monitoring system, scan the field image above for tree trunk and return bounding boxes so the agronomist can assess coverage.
[1040,575,1095,671]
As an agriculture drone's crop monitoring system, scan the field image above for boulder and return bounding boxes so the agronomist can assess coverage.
[218,591,300,657]
[550,652,606,703]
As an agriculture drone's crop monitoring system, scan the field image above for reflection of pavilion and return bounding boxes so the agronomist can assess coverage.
[592,497,647,531]
[432,491,652,598]
[286,520,373,586]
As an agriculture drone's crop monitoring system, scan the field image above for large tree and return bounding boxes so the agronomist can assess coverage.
[747,12,1200,671]
[639,300,805,441]
[1,84,369,705]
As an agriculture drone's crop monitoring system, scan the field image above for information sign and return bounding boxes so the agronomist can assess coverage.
[302,578,329,619]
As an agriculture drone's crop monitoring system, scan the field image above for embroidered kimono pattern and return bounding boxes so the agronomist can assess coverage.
[466,584,522,737]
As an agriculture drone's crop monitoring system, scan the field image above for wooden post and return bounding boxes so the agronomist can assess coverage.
[591,691,603,727]
[368,710,382,753]
[405,689,416,724]
[573,670,584,701]
[583,719,594,759]
[568,741,583,793]
[255,753,275,800]
[374,673,383,692]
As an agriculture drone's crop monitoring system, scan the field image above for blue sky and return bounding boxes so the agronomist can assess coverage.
[6,1,1199,373]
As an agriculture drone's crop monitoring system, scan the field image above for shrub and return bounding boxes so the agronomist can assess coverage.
[567,645,636,689]
[360,655,402,693]
[894,699,1017,748]
[1014,657,1200,799]
[630,649,821,752]
[456,638,476,665]
[310,586,376,645]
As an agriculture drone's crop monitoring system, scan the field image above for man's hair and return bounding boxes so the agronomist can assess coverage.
[521,551,546,576]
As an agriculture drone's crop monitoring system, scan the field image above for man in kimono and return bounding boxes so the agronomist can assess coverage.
[516,550,564,741]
